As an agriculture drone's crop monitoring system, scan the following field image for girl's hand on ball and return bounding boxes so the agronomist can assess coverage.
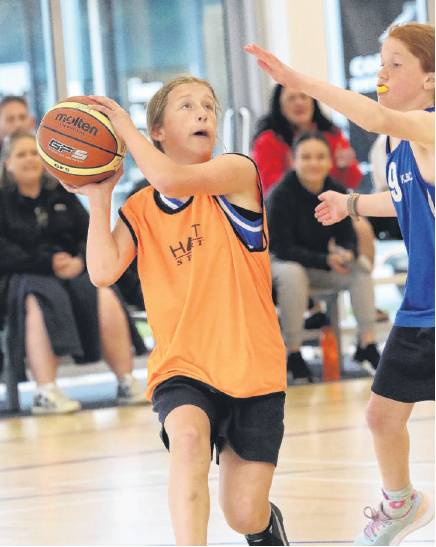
[58,166,124,197]
[89,96,135,140]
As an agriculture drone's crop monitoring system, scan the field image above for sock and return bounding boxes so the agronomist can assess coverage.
[118,373,133,385]
[37,382,56,393]
[382,484,415,519]
[245,503,287,546]
[245,512,275,546]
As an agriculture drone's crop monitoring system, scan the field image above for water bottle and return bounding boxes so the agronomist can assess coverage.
[320,326,340,381]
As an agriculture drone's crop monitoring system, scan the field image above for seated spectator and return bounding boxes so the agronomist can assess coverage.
[0,130,148,414]
[0,95,34,153]
[253,83,385,321]
[252,83,362,195]
[267,132,380,382]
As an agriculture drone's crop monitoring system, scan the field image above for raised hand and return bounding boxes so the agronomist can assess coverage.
[89,96,136,140]
[244,44,303,89]
[314,190,348,226]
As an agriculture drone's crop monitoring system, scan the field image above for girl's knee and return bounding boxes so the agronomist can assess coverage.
[168,424,211,464]
[365,401,408,436]
[221,497,266,534]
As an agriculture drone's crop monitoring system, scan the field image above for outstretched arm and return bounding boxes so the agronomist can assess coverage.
[314,191,396,226]
[244,44,434,147]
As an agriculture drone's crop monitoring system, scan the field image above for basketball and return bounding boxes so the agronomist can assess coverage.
[36,96,126,186]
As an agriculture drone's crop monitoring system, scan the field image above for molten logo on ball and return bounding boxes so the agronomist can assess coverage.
[55,113,98,136]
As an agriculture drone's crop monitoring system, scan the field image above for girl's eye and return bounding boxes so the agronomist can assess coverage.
[205,104,214,111]
[182,103,192,109]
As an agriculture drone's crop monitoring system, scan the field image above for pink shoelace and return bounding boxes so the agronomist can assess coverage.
[363,505,392,540]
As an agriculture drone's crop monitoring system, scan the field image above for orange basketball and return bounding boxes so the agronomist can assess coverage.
[36,96,126,186]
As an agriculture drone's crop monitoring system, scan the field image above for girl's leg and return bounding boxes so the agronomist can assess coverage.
[366,392,414,491]
[219,445,288,544]
[164,405,212,545]
[25,294,59,384]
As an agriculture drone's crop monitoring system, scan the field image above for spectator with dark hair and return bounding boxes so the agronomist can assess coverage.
[0,130,148,414]
[252,84,362,195]
[253,84,387,322]
[0,96,34,152]
[267,132,380,382]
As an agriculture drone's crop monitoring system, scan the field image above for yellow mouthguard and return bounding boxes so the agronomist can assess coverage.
[376,85,389,94]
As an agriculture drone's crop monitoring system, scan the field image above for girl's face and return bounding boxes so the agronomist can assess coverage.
[5,137,43,184]
[279,87,314,128]
[378,37,434,110]
[152,83,218,163]
[294,138,332,189]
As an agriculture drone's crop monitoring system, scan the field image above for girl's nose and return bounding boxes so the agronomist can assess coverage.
[378,66,388,79]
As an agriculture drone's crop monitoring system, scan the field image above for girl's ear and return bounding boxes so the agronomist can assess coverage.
[423,72,435,91]
[151,124,165,143]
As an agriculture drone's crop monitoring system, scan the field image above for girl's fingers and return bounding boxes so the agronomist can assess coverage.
[89,104,112,116]
[89,95,118,108]
[314,202,329,214]
[245,44,272,63]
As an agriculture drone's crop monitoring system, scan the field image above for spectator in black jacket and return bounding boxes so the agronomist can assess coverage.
[267,132,380,382]
[0,130,148,414]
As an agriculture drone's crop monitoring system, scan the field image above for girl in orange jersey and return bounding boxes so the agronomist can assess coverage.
[59,76,289,546]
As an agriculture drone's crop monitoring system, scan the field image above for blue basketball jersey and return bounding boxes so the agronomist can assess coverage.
[386,107,435,327]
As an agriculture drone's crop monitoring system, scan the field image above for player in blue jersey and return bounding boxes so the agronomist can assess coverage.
[245,22,434,546]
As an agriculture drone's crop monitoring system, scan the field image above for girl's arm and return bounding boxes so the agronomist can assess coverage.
[315,191,396,226]
[89,97,258,199]
[245,44,434,148]
[60,169,136,287]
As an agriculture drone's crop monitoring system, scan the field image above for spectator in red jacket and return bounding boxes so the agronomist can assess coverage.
[252,84,362,195]
[252,84,387,322]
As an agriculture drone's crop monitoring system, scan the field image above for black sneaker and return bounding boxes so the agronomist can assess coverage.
[287,351,313,384]
[354,343,380,376]
[304,311,330,330]
[245,502,289,545]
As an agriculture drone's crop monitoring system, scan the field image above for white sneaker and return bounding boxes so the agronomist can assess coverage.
[116,374,149,406]
[32,384,81,415]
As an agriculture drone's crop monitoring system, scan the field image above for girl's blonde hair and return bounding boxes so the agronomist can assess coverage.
[146,75,220,151]
[388,22,435,73]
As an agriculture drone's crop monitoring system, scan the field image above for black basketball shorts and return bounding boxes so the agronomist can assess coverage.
[372,326,435,403]
[152,375,286,465]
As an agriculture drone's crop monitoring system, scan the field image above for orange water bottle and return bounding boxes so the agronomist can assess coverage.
[320,326,340,381]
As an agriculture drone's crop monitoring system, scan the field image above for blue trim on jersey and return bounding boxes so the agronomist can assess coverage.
[159,193,188,209]
[217,196,263,250]
[386,107,435,327]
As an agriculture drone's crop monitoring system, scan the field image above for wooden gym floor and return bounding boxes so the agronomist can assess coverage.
[0,378,434,546]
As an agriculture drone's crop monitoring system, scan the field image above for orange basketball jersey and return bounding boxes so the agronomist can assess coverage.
[120,182,286,400]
